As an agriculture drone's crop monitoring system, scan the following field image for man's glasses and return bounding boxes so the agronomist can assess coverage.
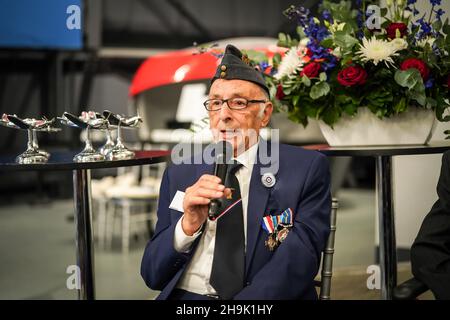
[203,98,267,111]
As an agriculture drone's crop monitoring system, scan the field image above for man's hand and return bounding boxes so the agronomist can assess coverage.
[182,174,231,236]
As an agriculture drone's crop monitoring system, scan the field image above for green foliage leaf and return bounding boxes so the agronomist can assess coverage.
[310,82,330,100]
[340,55,353,67]
[245,50,267,63]
[296,26,306,39]
[272,53,282,66]
[394,69,428,106]
[320,38,334,48]
[410,92,427,106]
[334,31,359,50]
[292,95,300,107]
[301,75,311,87]
[393,97,407,113]
[394,69,423,91]
[366,88,393,112]
[321,105,340,126]
[335,94,359,116]
[443,22,450,36]
[426,97,437,108]
[321,0,356,25]
[433,20,442,33]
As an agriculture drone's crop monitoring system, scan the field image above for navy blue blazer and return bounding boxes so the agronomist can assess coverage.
[141,140,331,300]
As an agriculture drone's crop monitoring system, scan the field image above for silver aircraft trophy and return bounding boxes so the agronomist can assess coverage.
[59,111,109,162]
[103,110,142,160]
[99,122,115,156]
[0,114,61,164]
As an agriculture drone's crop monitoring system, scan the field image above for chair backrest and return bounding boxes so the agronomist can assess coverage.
[315,198,339,300]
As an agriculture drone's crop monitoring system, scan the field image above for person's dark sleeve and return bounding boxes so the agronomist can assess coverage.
[234,154,331,299]
[411,151,450,299]
[140,167,191,291]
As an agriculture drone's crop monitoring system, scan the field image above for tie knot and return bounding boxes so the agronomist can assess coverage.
[228,161,243,175]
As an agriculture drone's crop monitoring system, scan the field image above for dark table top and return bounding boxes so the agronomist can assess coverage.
[2,142,449,172]
[303,142,450,157]
[0,150,171,172]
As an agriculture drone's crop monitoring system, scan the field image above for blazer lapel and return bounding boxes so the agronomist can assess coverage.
[196,162,215,179]
[245,139,277,275]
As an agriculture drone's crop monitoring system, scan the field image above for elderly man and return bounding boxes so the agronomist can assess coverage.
[141,45,331,300]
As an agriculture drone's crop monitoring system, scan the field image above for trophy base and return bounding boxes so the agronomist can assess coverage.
[73,151,105,163]
[99,142,115,156]
[106,147,135,161]
[16,150,49,164]
[38,151,50,158]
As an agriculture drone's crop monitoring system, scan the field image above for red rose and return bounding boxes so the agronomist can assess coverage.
[300,62,321,78]
[386,22,408,39]
[276,85,285,100]
[337,65,367,87]
[400,58,430,80]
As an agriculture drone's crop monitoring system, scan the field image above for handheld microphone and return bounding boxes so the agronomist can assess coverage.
[208,140,232,221]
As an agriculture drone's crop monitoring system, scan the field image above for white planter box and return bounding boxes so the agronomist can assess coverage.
[318,107,436,146]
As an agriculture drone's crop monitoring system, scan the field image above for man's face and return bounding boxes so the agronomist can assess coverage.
[208,79,273,155]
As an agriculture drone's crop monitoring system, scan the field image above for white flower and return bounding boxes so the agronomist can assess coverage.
[299,38,310,47]
[356,36,399,67]
[403,10,412,19]
[274,46,304,79]
[329,21,346,34]
[417,37,436,48]
[332,47,342,58]
[390,38,408,51]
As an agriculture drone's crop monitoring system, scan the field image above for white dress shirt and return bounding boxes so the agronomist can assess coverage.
[172,141,259,295]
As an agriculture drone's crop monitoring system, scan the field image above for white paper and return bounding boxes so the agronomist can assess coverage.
[169,190,185,212]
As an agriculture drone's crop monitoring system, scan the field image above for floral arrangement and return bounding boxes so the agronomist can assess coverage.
[247,0,450,130]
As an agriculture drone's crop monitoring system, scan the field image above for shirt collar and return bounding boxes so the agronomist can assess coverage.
[233,139,259,170]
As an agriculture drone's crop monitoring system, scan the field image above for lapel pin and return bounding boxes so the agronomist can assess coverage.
[261,172,276,188]
[226,188,235,199]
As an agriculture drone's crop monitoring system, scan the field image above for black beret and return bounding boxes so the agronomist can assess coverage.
[210,44,269,96]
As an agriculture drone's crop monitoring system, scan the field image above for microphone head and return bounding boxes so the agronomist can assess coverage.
[209,140,233,220]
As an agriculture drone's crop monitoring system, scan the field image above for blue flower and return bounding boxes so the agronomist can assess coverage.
[322,56,338,72]
[284,5,311,27]
[432,43,442,56]
[429,0,441,6]
[356,11,364,28]
[259,61,270,72]
[322,10,333,22]
[435,8,445,20]
[303,19,330,42]
[420,22,432,34]
[425,78,434,89]
[416,16,433,39]
[407,0,417,4]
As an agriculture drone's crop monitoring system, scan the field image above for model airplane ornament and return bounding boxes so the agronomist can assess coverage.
[59,111,109,163]
[0,114,60,164]
[102,110,142,160]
